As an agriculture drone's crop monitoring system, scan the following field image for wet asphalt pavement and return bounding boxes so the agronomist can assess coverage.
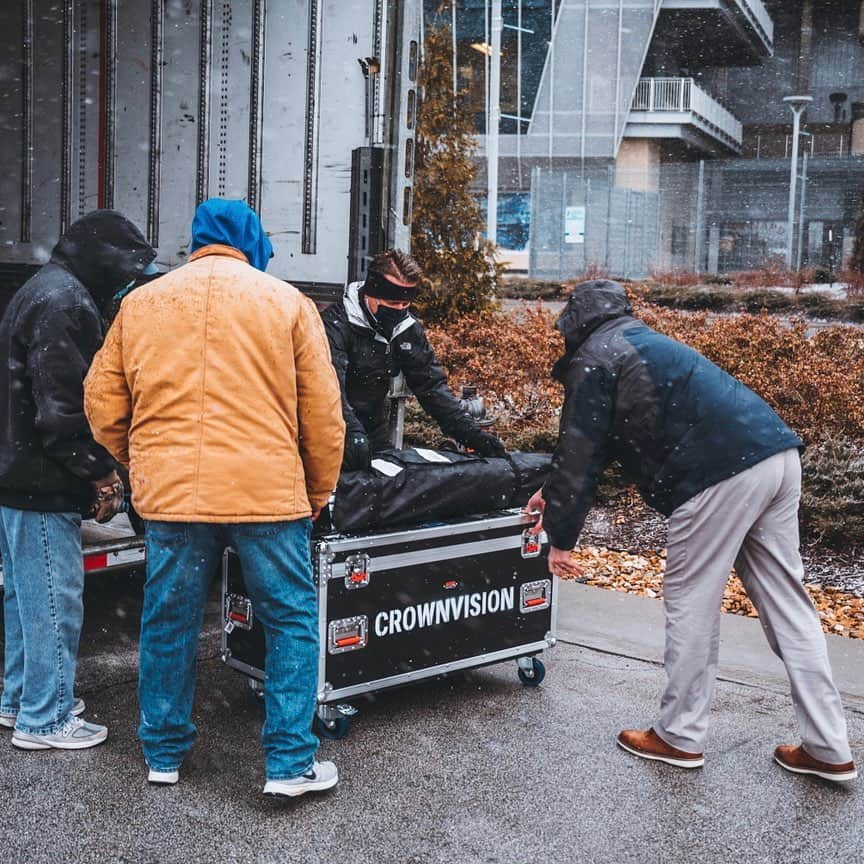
[0,570,862,864]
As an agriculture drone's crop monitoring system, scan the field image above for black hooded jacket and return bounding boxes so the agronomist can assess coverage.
[322,282,482,449]
[542,280,803,550]
[0,210,155,513]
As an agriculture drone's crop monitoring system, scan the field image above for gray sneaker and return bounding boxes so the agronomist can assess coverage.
[0,697,86,729]
[12,716,108,750]
[263,761,339,798]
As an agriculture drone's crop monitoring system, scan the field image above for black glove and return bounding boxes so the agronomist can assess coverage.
[463,429,506,458]
[343,431,372,471]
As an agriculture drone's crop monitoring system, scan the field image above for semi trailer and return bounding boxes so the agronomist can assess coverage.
[0,0,422,581]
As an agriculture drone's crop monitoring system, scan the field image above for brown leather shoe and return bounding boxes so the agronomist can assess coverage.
[617,728,704,769]
[774,745,857,782]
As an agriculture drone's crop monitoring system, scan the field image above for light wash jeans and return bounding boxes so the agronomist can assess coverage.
[0,507,84,734]
[139,519,320,780]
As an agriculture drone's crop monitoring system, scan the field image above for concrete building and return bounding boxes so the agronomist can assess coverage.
[429,0,864,278]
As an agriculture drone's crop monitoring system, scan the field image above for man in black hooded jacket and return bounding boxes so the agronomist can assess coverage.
[0,210,155,751]
[528,279,855,783]
[322,249,505,470]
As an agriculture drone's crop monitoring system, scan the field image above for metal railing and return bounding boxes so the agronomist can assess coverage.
[747,132,854,159]
[631,78,743,147]
[784,132,849,159]
[661,0,773,48]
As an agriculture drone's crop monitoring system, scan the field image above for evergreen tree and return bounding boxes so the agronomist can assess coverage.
[410,6,503,325]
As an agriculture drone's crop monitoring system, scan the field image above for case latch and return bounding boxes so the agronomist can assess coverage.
[328,616,369,654]
[520,579,551,613]
[520,528,542,558]
[224,594,254,634]
[344,553,371,590]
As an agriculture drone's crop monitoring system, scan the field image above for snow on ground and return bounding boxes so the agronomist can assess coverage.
[760,283,849,299]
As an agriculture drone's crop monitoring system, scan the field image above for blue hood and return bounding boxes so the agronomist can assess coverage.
[190,198,274,272]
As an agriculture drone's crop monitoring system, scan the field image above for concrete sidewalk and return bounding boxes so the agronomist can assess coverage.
[557,580,864,704]
[0,576,861,864]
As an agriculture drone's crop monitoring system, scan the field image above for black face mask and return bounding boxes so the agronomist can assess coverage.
[371,304,409,338]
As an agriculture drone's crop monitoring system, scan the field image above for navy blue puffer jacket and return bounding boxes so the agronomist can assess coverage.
[541,280,803,550]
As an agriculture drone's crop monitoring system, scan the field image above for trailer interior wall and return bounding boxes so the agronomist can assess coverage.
[0,0,419,294]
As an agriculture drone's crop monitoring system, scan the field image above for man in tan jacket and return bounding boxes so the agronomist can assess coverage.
[84,198,345,797]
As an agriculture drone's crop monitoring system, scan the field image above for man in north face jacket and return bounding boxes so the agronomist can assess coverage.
[0,210,155,751]
[528,279,855,784]
[321,249,505,470]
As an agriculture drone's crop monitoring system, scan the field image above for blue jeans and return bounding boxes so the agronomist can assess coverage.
[139,519,320,779]
[0,507,84,734]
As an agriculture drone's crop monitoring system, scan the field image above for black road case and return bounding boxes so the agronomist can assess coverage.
[221,509,556,738]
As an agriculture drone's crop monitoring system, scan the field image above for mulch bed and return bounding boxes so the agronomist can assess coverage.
[569,496,864,641]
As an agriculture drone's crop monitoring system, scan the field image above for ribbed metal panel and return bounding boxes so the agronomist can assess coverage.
[197,0,213,205]
[100,0,117,209]
[247,0,266,211]
[302,0,323,254]
[60,0,74,233]
[21,0,34,242]
[147,0,164,246]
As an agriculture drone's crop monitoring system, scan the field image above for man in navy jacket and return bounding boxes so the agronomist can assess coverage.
[529,280,855,783]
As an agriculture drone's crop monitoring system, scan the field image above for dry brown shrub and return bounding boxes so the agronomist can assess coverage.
[424,300,863,542]
[647,268,703,288]
[410,14,502,324]
[840,269,864,298]
[630,300,864,443]
[427,297,864,448]
[425,304,563,443]
[813,326,864,369]
[730,260,801,290]
[560,263,610,291]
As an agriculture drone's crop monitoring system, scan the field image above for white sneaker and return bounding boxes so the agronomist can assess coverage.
[147,769,179,785]
[263,761,339,798]
[0,697,86,729]
[12,716,108,750]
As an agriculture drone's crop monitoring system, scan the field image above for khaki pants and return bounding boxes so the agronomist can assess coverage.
[655,449,853,764]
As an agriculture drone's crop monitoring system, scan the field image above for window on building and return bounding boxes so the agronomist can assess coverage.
[425,0,562,135]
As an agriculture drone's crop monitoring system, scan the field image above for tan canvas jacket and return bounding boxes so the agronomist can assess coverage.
[84,245,345,522]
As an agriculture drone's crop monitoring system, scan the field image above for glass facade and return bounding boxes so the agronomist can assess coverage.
[424,0,561,135]
[425,0,864,276]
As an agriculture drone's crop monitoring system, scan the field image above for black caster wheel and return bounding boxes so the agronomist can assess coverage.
[517,657,545,687]
[314,714,350,740]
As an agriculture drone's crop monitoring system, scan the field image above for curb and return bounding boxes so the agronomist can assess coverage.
[556,580,864,706]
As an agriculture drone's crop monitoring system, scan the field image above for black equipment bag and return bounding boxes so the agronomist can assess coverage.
[331,448,552,533]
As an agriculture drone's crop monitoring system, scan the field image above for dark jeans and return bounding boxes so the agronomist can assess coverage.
[139,518,319,779]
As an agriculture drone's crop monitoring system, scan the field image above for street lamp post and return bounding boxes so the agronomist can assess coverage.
[783,95,812,269]
[487,0,502,246]
[795,145,810,271]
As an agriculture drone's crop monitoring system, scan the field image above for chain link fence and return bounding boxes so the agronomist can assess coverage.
[524,154,864,281]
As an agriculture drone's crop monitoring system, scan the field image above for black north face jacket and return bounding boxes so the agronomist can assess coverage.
[322,282,481,449]
[541,280,803,550]
[0,210,155,513]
